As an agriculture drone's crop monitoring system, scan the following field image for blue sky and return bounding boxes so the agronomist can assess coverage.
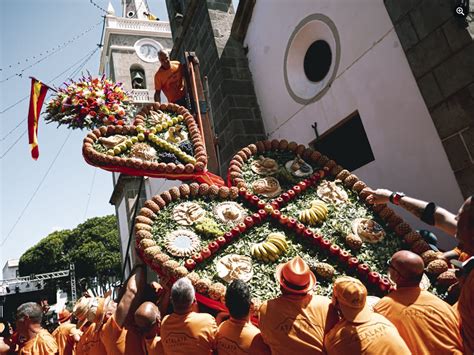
[0,0,169,270]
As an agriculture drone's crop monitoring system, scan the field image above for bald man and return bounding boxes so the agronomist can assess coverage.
[374,250,463,354]
[134,302,163,355]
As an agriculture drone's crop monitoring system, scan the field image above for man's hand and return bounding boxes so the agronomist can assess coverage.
[365,188,392,205]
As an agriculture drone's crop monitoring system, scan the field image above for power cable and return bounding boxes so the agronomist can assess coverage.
[0,47,99,119]
[83,169,97,220]
[0,21,102,84]
[0,47,98,157]
[1,20,101,72]
[0,129,27,159]
[0,130,73,246]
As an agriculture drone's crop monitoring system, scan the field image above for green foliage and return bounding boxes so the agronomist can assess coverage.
[19,215,121,287]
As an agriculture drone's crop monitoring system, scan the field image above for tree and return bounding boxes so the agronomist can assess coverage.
[19,215,121,294]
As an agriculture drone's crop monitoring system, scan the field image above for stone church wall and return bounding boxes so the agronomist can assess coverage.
[165,0,266,171]
[385,0,474,197]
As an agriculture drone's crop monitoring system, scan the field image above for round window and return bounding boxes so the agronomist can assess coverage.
[284,14,340,104]
[304,40,332,82]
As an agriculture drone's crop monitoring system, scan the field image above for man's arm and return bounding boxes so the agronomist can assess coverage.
[154,90,161,102]
[365,188,457,236]
[115,262,146,327]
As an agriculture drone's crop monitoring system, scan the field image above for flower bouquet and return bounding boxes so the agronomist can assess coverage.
[45,74,133,130]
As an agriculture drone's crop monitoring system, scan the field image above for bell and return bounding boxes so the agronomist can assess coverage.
[132,71,144,84]
[132,71,145,89]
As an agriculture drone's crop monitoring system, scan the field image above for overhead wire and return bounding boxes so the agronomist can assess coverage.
[0,20,102,84]
[0,130,73,246]
[89,0,108,14]
[0,47,99,158]
[0,46,100,116]
[83,169,97,220]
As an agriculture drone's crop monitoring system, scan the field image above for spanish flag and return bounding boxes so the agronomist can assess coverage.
[28,78,49,160]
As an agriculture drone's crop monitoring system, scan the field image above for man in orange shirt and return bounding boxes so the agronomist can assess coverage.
[134,302,163,355]
[453,196,474,354]
[100,263,146,355]
[15,302,58,354]
[324,276,410,355]
[374,250,463,354]
[160,277,217,354]
[74,295,108,355]
[368,190,474,352]
[52,309,81,355]
[217,280,270,355]
[154,49,186,106]
[259,256,338,355]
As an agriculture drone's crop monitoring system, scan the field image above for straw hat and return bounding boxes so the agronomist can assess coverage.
[57,309,72,324]
[93,290,113,332]
[275,256,316,294]
[73,297,95,321]
[333,276,372,323]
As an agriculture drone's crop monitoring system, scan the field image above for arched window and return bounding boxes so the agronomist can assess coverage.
[130,64,146,89]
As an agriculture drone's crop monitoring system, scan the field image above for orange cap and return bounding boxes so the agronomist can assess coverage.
[333,276,372,323]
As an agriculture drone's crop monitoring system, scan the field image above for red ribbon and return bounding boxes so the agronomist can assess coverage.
[83,154,224,185]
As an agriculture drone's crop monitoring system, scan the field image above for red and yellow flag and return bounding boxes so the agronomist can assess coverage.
[27,78,49,160]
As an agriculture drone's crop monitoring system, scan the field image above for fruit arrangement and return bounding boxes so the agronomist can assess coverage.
[135,139,448,307]
[82,103,210,178]
[298,200,328,225]
[251,233,289,262]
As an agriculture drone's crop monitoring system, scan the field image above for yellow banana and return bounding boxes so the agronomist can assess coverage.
[268,238,288,253]
[311,200,328,214]
[251,244,262,259]
[268,235,288,247]
[258,243,268,258]
[312,206,326,221]
[262,242,280,258]
[308,209,318,224]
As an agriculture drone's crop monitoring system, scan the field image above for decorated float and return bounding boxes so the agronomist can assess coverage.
[132,138,456,314]
[46,76,455,319]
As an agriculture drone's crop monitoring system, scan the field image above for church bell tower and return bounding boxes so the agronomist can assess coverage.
[99,1,173,104]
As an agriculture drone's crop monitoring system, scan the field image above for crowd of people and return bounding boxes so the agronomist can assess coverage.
[0,191,471,355]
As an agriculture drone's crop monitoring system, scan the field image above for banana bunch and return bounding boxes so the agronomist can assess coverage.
[298,200,328,225]
[251,233,289,263]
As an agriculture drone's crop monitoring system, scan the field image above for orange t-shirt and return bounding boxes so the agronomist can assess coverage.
[143,336,164,355]
[324,312,411,355]
[216,318,270,355]
[52,323,79,355]
[258,294,338,355]
[456,271,474,354]
[99,315,144,355]
[160,311,217,355]
[19,329,58,355]
[76,322,106,355]
[374,286,463,354]
[154,61,185,103]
